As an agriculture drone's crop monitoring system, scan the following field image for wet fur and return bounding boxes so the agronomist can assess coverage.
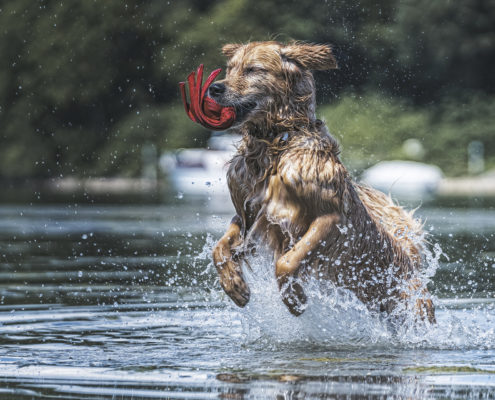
[211,41,435,322]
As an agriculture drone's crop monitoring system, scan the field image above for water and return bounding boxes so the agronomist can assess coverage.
[0,198,495,399]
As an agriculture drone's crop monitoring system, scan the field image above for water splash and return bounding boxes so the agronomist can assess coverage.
[216,241,495,350]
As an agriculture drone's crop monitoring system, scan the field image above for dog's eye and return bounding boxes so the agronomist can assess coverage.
[245,66,267,75]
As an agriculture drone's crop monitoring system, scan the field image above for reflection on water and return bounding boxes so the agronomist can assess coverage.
[0,199,494,399]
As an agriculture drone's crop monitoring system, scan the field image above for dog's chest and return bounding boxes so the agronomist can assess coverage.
[264,174,303,229]
[227,155,305,243]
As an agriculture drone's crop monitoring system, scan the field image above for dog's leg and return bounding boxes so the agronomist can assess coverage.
[276,214,339,316]
[212,215,250,307]
[403,279,436,324]
[416,297,436,324]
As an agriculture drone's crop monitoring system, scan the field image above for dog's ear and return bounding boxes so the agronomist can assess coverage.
[281,43,337,70]
[222,43,242,59]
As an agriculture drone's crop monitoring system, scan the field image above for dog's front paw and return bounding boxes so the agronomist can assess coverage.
[213,239,250,307]
[218,262,250,307]
[279,280,307,316]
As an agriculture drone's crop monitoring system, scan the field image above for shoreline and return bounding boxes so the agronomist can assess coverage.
[1,175,494,200]
[437,175,495,198]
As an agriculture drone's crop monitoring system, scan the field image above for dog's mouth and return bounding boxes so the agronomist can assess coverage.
[233,100,257,124]
[205,97,257,126]
[211,97,257,125]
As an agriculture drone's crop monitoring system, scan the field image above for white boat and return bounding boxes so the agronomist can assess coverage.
[361,160,443,200]
[160,134,241,197]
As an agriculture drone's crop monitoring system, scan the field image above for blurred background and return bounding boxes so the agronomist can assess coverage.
[0,0,494,203]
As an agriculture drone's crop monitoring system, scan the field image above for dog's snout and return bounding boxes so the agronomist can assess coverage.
[208,82,226,98]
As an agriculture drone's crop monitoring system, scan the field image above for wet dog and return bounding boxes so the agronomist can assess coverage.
[210,41,435,322]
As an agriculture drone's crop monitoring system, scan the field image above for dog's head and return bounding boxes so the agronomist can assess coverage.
[208,41,337,131]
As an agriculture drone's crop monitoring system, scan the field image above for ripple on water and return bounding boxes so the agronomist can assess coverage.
[0,203,494,399]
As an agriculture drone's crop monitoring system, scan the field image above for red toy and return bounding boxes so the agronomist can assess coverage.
[179,64,236,130]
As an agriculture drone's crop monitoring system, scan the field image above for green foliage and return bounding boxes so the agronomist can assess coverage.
[320,93,495,176]
[391,0,495,99]
[96,105,208,176]
[319,94,432,171]
[425,94,495,176]
[0,0,493,178]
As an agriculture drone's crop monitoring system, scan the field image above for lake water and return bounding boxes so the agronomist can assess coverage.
[0,195,494,399]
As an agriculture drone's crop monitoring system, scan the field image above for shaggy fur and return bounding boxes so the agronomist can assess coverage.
[211,41,435,322]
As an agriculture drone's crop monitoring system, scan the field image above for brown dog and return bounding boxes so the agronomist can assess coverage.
[210,41,435,322]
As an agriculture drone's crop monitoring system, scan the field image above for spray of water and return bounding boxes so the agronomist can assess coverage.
[201,236,495,350]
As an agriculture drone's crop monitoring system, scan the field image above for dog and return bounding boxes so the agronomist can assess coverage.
[209,41,435,323]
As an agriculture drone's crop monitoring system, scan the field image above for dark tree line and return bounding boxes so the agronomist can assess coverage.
[0,0,494,178]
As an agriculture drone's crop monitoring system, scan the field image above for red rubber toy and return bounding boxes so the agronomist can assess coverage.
[179,64,236,130]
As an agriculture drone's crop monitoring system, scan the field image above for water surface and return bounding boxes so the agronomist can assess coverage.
[0,198,494,399]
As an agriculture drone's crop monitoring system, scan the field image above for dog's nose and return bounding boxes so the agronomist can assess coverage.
[208,82,226,98]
